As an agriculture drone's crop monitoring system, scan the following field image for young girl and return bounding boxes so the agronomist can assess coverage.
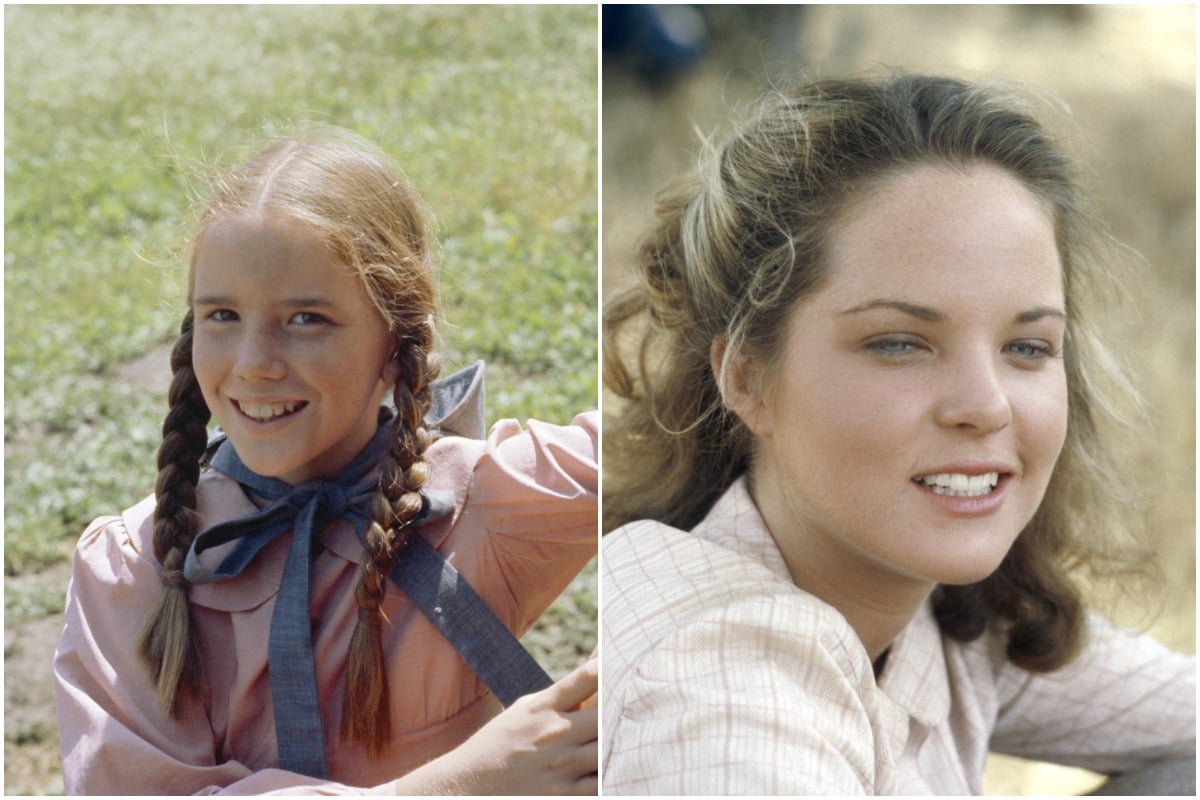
[54,129,598,794]
[601,74,1194,794]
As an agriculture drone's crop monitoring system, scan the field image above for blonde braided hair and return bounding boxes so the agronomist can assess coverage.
[139,128,439,755]
[137,308,210,712]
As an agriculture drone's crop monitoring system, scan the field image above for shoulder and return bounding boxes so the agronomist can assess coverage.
[604,519,865,680]
[603,479,858,675]
[71,469,260,584]
[70,493,158,586]
[602,520,882,794]
[603,518,800,621]
[60,496,169,677]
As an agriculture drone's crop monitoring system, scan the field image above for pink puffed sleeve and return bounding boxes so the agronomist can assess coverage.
[53,506,352,795]
[436,411,599,642]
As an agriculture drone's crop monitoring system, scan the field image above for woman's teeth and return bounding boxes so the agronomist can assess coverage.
[237,400,303,421]
[915,472,999,497]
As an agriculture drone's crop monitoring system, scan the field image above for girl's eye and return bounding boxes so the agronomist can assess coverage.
[207,309,238,323]
[289,311,328,326]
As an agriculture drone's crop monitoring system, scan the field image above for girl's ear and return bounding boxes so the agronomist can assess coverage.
[382,351,402,387]
[711,337,774,438]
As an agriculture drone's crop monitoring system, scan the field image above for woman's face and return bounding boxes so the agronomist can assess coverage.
[192,213,395,485]
[735,163,1069,591]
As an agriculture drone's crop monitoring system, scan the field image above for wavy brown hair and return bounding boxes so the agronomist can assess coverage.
[137,128,439,756]
[604,74,1150,672]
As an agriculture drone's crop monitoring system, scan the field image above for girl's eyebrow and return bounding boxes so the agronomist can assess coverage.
[838,299,1068,324]
[192,295,231,307]
[190,295,338,308]
[281,297,337,309]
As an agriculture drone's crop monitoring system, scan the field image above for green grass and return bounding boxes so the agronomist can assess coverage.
[4,5,598,580]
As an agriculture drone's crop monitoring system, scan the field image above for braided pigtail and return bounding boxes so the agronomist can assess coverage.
[137,309,211,713]
[341,333,438,755]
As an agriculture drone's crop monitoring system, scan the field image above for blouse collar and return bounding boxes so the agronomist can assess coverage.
[694,476,952,730]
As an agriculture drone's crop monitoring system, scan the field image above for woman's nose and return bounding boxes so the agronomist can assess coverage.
[233,324,286,380]
[933,351,1012,434]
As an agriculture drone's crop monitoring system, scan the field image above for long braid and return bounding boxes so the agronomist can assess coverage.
[341,333,437,755]
[137,309,211,713]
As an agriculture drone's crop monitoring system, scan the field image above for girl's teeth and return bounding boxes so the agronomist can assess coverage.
[238,400,301,421]
[917,472,999,497]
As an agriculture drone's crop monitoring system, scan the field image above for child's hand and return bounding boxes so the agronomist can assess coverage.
[452,658,598,795]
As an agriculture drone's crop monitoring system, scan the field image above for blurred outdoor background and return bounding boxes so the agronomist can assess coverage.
[4,5,597,794]
[603,4,1194,795]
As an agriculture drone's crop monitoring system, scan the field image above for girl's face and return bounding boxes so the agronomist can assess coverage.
[732,163,1069,593]
[192,214,395,485]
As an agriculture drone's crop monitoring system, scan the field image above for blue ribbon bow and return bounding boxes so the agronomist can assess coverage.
[182,363,484,777]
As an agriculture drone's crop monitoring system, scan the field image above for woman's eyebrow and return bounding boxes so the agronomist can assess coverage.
[838,299,1068,324]
[837,299,945,321]
[1015,306,1067,324]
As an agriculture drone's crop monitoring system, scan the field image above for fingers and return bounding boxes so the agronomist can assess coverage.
[562,703,598,745]
[569,773,599,796]
[560,740,598,794]
[547,657,599,712]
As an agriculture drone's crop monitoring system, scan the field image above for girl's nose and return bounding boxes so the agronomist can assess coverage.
[933,352,1012,434]
[233,325,286,381]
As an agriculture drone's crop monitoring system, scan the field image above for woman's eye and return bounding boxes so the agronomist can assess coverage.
[207,309,238,322]
[865,337,922,356]
[1005,340,1058,360]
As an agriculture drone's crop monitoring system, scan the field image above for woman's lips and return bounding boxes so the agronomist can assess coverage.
[912,471,999,497]
[912,472,1012,515]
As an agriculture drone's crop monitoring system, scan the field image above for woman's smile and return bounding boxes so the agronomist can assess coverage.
[910,471,1013,516]
[913,472,1000,498]
[729,162,1069,592]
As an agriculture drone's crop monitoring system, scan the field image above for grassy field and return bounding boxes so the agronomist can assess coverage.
[4,5,597,793]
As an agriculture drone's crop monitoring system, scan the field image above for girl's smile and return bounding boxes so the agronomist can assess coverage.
[234,399,307,422]
[191,213,396,485]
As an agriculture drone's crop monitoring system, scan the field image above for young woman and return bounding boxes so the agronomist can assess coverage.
[55,130,598,795]
[601,74,1194,794]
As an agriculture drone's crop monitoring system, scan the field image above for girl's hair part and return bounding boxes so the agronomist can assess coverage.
[604,72,1153,671]
[142,126,439,755]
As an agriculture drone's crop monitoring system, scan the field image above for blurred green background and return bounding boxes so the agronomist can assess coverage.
[603,5,1193,795]
[4,5,597,794]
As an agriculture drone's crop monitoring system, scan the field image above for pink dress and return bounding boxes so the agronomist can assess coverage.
[55,413,598,794]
